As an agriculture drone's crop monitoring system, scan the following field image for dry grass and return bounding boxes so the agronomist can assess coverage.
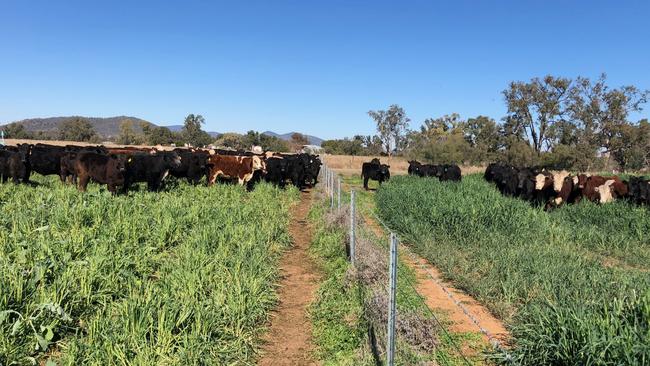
[322,154,486,176]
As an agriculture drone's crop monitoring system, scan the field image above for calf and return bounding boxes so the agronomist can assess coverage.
[361,160,390,190]
[74,153,128,194]
[207,154,265,186]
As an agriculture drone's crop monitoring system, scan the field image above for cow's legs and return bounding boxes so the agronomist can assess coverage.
[363,176,369,190]
[78,175,90,192]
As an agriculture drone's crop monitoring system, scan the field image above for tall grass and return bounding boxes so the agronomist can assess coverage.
[0,176,297,365]
[376,175,650,365]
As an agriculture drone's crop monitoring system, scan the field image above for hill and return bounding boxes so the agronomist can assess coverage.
[1,116,155,138]
[262,131,323,146]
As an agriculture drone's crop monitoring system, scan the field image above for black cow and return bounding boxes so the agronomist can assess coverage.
[0,148,29,183]
[628,176,650,206]
[304,155,322,186]
[484,162,519,196]
[361,160,390,190]
[74,153,128,194]
[284,154,308,189]
[24,144,68,182]
[516,168,554,205]
[170,149,210,184]
[408,160,436,177]
[123,151,182,192]
[435,164,461,182]
[264,156,289,187]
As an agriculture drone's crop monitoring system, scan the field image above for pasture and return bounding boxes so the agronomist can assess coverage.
[0,176,297,365]
[375,174,650,364]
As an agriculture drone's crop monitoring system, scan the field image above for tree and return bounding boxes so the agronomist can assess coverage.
[213,133,247,150]
[289,133,309,151]
[116,119,142,145]
[465,116,500,152]
[1,123,32,139]
[142,125,176,145]
[181,114,213,147]
[503,75,573,153]
[58,117,98,142]
[568,74,649,167]
[368,104,410,155]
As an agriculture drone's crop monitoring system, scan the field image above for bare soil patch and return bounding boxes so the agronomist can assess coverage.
[258,190,320,366]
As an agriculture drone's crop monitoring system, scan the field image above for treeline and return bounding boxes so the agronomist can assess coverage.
[324,74,649,171]
[1,114,303,152]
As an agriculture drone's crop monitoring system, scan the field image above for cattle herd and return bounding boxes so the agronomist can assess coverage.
[407,160,462,182]
[0,143,322,193]
[484,162,650,209]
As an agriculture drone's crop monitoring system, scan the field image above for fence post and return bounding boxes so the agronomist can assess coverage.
[349,190,356,265]
[337,177,341,210]
[329,171,334,209]
[387,233,398,366]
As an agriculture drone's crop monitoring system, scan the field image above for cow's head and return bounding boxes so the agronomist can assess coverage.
[576,174,589,189]
[550,171,570,192]
[380,164,391,179]
[17,144,30,164]
[164,152,182,169]
[252,156,265,172]
[111,154,128,173]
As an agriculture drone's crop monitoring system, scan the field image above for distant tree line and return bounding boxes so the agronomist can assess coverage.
[0,113,303,152]
[322,74,649,171]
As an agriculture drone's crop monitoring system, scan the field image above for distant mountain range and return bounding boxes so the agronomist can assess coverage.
[0,116,323,145]
[262,131,323,146]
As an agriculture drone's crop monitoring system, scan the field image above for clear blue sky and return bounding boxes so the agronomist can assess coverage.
[1,0,648,139]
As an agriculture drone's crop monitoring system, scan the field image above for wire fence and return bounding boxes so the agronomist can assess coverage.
[318,163,513,366]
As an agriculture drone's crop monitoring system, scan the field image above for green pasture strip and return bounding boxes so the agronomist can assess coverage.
[0,176,297,365]
[308,198,370,366]
[337,177,488,365]
[375,174,650,365]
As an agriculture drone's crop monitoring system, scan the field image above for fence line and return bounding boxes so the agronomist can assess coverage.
[321,163,467,365]
[318,163,516,365]
[368,211,515,363]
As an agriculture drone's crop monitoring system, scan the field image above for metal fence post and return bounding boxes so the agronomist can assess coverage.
[387,233,398,366]
[349,190,355,265]
[337,177,341,210]
[330,171,334,209]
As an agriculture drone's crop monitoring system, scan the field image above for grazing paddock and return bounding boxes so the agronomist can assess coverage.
[376,175,650,365]
[0,176,297,365]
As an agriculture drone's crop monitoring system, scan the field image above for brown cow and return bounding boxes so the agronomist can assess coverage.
[582,175,628,203]
[74,153,128,194]
[207,153,265,186]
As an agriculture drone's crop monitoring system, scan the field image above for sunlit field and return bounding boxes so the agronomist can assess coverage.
[0,177,297,365]
[376,175,650,365]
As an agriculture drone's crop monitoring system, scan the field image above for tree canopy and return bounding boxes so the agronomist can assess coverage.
[58,117,99,142]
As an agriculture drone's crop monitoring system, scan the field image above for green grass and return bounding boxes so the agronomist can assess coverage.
[375,174,650,365]
[0,176,298,365]
[326,178,490,365]
[308,200,370,366]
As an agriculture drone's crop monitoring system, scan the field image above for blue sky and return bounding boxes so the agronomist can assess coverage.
[1,0,648,139]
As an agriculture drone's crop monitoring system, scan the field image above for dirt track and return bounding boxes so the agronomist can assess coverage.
[258,191,320,366]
